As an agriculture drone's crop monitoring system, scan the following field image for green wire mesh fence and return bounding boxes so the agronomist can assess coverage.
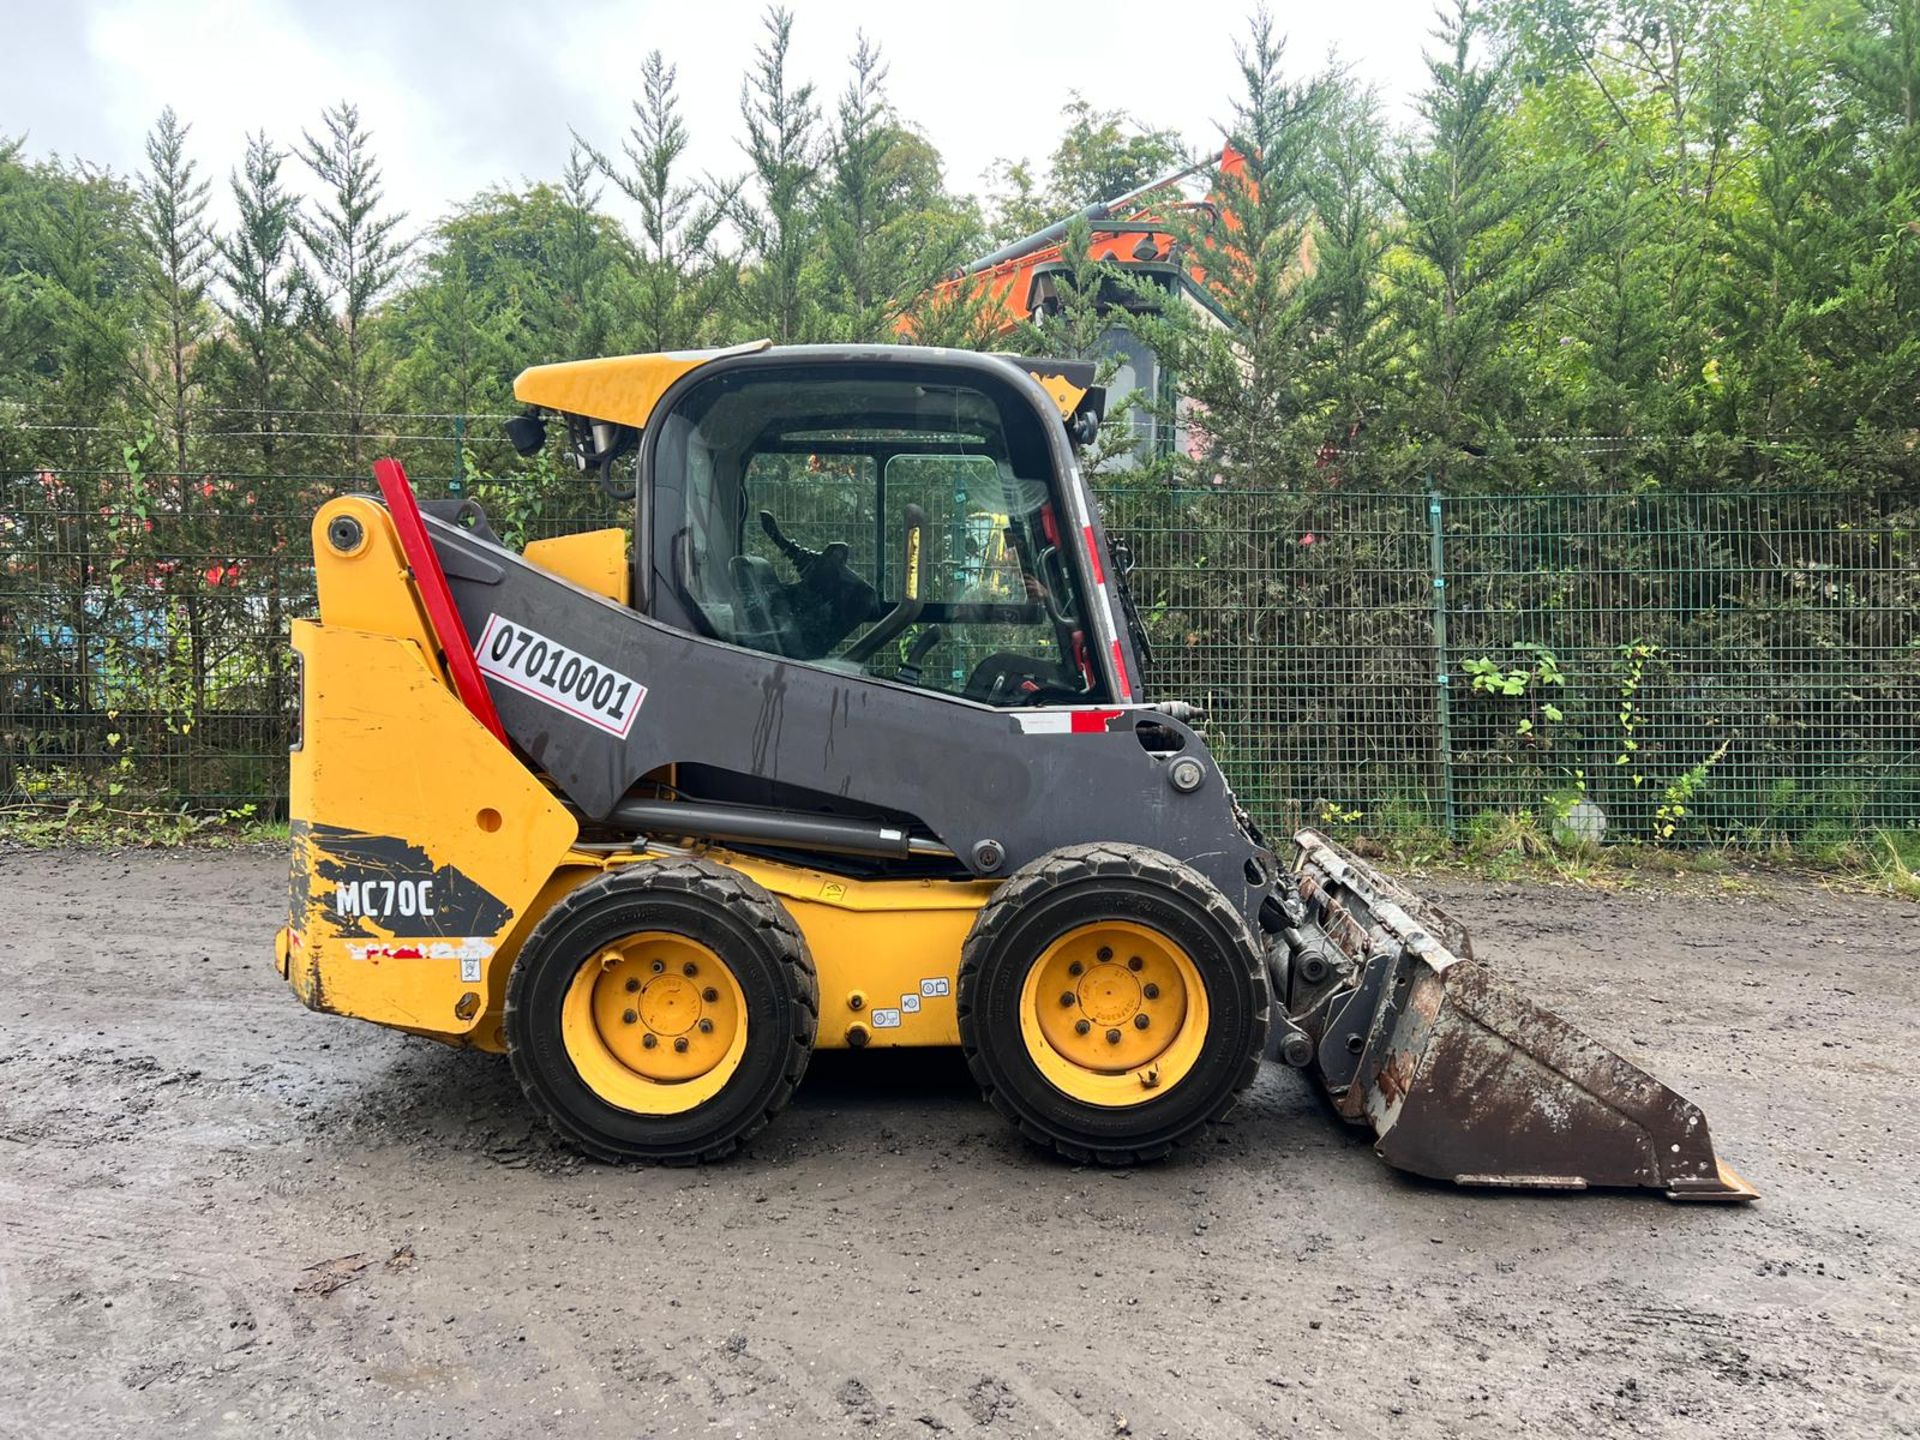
[1107,485,1920,848]
[4,427,1917,848]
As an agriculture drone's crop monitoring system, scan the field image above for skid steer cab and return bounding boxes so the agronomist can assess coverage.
[277,341,1753,1199]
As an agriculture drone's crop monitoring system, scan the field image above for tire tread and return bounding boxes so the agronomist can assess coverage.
[504,856,817,1165]
[956,842,1268,1165]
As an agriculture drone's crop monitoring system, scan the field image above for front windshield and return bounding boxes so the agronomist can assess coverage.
[652,367,1105,706]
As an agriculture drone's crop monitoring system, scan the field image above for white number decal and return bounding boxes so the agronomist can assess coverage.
[475,614,646,738]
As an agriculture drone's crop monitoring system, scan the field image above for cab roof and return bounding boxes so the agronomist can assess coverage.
[512,342,1097,431]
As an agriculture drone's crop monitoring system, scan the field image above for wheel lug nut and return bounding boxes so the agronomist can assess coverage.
[674,1036,690,1053]
[1096,946,1113,962]
[651,960,665,974]
[622,1009,638,1024]
[1105,1028,1122,1044]
[1068,961,1082,976]
[625,977,641,993]
[642,1033,657,1049]
[1074,1019,1091,1036]
[698,1018,714,1034]
[1059,991,1075,1007]
[1143,983,1160,1000]
[1133,1013,1150,1030]
[683,962,698,977]
[1127,956,1143,972]
[703,987,719,1002]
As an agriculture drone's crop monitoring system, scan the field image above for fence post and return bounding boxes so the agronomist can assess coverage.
[451,414,467,495]
[1426,486,1457,840]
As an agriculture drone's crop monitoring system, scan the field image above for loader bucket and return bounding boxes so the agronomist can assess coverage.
[1287,831,1755,1202]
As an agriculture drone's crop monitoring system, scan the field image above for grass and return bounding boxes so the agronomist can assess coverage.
[0,799,287,850]
[1334,811,1913,899]
[1866,830,1920,901]
[4,799,1914,905]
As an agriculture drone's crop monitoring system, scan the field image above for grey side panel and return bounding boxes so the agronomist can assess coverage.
[429,516,1274,925]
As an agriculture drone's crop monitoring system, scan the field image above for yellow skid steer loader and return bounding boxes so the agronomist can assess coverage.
[275,341,1754,1199]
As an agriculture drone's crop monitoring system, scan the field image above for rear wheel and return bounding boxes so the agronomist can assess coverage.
[957,843,1269,1164]
[505,858,817,1163]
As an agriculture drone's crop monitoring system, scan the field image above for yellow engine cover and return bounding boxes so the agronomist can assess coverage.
[281,617,579,1045]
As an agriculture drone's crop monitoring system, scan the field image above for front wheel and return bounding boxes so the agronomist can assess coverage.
[505,858,817,1164]
[957,843,1270,1164]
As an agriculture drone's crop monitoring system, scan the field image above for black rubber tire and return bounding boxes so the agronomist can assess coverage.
[505,857,818,1164]
[957,842,1270,1165]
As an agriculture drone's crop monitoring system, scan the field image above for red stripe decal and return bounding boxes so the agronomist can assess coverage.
[1070,709,1125,734]
[1082,524,1105,585]
[1110,639,1133,702]
[373,457,509,745]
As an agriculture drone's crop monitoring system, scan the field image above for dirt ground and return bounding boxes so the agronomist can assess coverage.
[0,848,1913,1439]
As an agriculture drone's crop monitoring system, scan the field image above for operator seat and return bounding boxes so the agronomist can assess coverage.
[727,553,799,657]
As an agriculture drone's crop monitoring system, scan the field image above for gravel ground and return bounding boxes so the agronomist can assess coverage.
[0,848,1913,1439]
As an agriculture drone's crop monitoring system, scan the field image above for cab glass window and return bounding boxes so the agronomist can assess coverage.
[651,367,1104,706]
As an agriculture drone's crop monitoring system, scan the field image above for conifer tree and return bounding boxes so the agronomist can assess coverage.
[135,108,218,714]
[1383,0,1585,480]
[1300,81,1397,481]
[554,143,620,360]
[1805,0,1920,440]
[735,7,820,342]
[208,132,308,726]
[820,35,973,341]
[1166,10,1328,489]
[212,133,304,469]
[295,102,406,468]
[582,49,728,351]
[136,107,213,472]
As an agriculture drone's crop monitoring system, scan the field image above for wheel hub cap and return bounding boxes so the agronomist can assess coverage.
[1031,923,1191,1076]
[574,935,744,1087]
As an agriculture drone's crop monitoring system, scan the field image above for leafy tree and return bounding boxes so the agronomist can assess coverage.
[0,153,143,770]
[988,98,1186,243]
[386,180,637,432]
[1047,96,1188,207]
[5,157,143,454]
[386,244,520,422]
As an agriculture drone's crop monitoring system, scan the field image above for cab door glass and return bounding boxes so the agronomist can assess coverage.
[876,453,1078,697]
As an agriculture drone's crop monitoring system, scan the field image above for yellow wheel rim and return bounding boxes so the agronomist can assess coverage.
[560,933,748,1115]
[1017,920,1209,1108]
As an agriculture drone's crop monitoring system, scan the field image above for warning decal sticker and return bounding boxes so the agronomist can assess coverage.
[474,613,646,738]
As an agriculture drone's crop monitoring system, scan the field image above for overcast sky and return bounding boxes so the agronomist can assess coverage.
[10,0,1440,235]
